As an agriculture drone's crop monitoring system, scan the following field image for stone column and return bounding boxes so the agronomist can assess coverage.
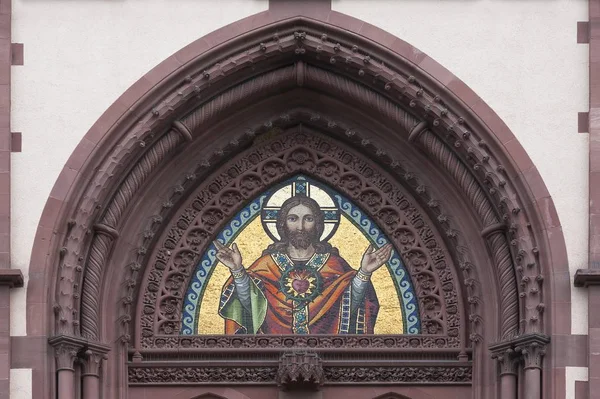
[514,334,550,399]
[80,346,109,399]
[492,348,519,399]
[49,337,83,399]
[490,342,520,399]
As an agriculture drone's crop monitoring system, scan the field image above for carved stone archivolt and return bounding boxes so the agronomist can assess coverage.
[44,17,553,394]
[138,131,462,348]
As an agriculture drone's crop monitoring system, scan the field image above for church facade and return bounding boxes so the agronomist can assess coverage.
[0,0,595,398]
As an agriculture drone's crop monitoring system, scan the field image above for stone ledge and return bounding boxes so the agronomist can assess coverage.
[48,335,111,356]
[0,268,23,288]
[574,269,600,287]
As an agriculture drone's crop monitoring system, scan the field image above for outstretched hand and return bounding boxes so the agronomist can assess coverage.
[213,240,243,271]
[360,243,393,274]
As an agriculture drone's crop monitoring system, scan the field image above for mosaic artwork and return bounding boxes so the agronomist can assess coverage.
[182,175,420,335]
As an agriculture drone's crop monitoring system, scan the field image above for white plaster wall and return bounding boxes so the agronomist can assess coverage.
[10,369,31,399]
[9,0,268,339]
[333,0,589,334]
[566,367,588,399]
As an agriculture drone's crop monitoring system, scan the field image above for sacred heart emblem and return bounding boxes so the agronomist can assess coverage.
[292,279,310,294]
[280,267,322,304]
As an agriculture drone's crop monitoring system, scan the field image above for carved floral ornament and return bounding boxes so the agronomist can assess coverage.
[47,19,551,388]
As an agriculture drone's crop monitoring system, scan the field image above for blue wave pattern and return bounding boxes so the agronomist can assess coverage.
[181,175,421,335]
[181,196,266,335]
[334,195,420,334]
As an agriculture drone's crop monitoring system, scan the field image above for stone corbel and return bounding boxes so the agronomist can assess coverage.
[276,351,324,390]
[574,268,600,287]
[0,268,23,288]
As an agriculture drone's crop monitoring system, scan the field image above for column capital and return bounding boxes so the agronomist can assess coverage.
[49,336,84,371]
[80,347,109,377]
[490,345,520,376]
[513,333,550,370]
[49,335,111,372]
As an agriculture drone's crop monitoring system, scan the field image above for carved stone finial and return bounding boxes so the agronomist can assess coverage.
[276,351,324,390]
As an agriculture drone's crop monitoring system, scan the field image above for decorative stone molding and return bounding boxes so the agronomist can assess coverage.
[128,364,472,385]
[323,365,472,384]
[276,351,324,389]
[128,366,278,384]
[126,335,458,351]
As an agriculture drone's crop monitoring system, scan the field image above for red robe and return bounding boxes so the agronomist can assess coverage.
[218,252,379,334]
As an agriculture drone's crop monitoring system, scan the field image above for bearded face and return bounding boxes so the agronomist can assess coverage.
[288,229,317,249]
[283,204,319,250]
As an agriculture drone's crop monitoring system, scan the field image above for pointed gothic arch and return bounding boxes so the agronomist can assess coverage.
[26,9,568,399]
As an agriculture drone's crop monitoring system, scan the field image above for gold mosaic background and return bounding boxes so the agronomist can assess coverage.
[197,215,404,334]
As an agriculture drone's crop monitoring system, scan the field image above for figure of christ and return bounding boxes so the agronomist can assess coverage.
[214,196,393,334]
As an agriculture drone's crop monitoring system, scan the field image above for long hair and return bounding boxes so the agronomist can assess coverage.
[263,196,338,256]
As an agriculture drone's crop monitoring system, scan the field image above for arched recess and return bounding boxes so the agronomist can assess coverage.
[25,9,569,399]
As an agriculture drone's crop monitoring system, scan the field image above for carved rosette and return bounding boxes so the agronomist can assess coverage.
[276,351,324,388]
